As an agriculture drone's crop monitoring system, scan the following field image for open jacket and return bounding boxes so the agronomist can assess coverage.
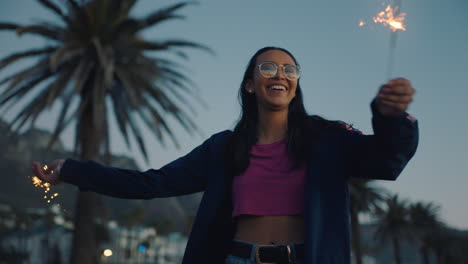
[60,101,419,264]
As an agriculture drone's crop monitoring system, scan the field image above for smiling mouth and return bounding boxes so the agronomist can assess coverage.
[268,84,287,91]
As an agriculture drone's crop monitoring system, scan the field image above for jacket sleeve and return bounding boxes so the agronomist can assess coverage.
[59,134,220,199]
[342,100,419,180]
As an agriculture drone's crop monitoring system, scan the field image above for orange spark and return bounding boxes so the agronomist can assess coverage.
[32,176,42,187]
[373,5,406,32]
[31,175,61,206]
[358,20,365,27]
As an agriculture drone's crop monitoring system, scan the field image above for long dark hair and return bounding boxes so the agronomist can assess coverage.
[225,47,350,177]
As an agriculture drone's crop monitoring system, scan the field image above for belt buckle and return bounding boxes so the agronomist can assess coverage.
[286,245,292,263]
[254,244,292,264]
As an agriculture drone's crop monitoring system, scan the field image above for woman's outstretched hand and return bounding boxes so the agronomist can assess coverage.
[375,77,416,116]
[32,160,65,185]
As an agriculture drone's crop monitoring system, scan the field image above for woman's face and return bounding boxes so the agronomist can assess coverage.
[246,49,298,111]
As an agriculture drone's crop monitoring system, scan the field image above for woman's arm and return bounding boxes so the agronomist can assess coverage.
[343,100,418,180]
[33,132,229,199]
[343,78,419,180]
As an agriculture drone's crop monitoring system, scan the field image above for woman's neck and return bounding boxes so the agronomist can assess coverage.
[257,108,288,144]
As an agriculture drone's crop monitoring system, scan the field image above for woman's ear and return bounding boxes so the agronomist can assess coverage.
[245,80,254,94]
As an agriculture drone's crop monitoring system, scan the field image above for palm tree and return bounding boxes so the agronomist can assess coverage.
[0,1,211,263]
[430,226,468,264]
[408,201,441,264]
[348,178,386,264]
[374,195,411,264]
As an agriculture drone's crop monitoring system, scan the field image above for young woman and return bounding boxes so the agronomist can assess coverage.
[32,47,418,264]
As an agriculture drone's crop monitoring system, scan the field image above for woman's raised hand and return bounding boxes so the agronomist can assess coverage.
[32,159,65,185]
[375,77,416,116]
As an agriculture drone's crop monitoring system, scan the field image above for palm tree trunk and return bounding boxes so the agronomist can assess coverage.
[70,192,101,264]
[70,89,106,264]
[392,237,402,264]
[350,208,363,264]
[434,246,444,264]
[420,245,429,264]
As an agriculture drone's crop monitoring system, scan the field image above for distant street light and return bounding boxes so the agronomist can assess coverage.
[103,249,113,257]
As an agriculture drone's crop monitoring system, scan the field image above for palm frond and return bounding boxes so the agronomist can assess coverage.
[47,90,77,149]
[0,59,49,90]
[37,0,74,27]
[66,0,90,32]
[0,47,56,71]
[159,65,197,90]
[15,24,63,40]
[133,39,214,55]
[8,66,73,131]
[158,66,208,108]
[49,44,82,72]
[72,95,91,155]
[127,111,149,162]
[144,84,198,139]
[105,1,137,35]
[90,37,109,67]
[66,0,85,16]
[125,58,205,134]
[0,69,53,107]
[114,66,143,107]
[109,85,132,148]
[135,106,166,147]
[93,0,112,31]
[136,2,194,31]
[160,83,198,115]
[144,102,181,149]
[160,40,214,55]
[0,22,21,31]
[72,59,94,94]
[170,107,198,136]
[0,61,50,101]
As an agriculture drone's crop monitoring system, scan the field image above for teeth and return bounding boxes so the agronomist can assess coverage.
[269,85,286,91]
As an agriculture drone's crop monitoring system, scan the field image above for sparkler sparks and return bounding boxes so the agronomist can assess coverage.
[32,176,50,189]
[359,1,407,79]
[372,5,406,32]
[31,172,63,209]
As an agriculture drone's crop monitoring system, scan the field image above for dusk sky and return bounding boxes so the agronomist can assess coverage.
[1,0,467,229]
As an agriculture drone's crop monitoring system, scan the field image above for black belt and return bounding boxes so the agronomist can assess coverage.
[230,240,304,264]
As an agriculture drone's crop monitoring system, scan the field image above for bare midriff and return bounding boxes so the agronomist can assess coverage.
[234,215,305,245]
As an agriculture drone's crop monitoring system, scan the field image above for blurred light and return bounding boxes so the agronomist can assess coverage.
[103,249,113,257]
[138,244,147,252]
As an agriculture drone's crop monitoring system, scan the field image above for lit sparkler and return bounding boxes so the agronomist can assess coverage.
[377,1,406,79]
[30,165,62,208]
[360,1,407,79]
[372,5,406,32]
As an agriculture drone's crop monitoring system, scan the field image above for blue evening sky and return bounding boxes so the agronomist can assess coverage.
[1,0,467,229]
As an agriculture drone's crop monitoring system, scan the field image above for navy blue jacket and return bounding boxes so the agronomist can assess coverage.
[61,102,418,264]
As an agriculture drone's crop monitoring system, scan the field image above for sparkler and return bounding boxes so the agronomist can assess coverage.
[377,1,406,79]
[360,1,407,79]
[30,165,63,209]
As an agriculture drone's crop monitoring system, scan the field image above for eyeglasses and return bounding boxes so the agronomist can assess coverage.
[257,62,301,81]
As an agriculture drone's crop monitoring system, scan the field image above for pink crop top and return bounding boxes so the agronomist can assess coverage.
[231,138,307,217]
